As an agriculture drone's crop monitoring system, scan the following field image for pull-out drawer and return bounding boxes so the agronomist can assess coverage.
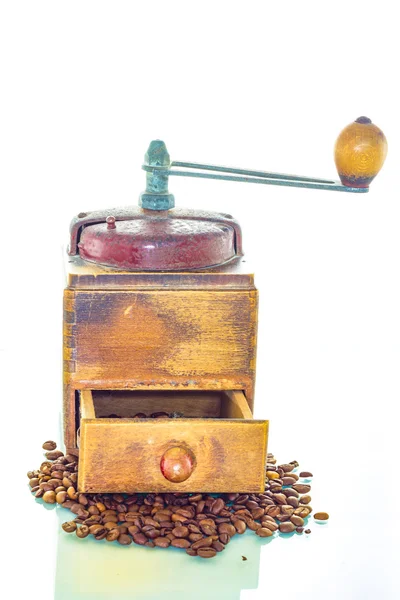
[78,390,268,493]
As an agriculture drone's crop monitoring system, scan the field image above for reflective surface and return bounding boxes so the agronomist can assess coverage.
[54,507,266,600]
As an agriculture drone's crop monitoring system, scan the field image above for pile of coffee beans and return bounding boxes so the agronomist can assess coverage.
[27,441,327,559]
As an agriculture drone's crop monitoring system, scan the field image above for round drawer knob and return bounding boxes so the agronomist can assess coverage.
[160,446,195,483]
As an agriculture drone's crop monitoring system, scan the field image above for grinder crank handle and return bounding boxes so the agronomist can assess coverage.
[140,117,387,210]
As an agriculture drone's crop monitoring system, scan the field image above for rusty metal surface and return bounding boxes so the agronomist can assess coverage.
[69,207,243,271]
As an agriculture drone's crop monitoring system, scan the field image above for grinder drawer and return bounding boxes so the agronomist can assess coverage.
[78,390,268,493]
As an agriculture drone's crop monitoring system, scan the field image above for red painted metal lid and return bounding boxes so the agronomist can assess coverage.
[69,207,243,271]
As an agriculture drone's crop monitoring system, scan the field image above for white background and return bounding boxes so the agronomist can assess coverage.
[1,1,399,598]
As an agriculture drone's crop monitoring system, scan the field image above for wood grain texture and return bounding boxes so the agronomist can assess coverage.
[80,389,95,419]
[90,390,222,418]
[63,286,258,452]
[78,416,268,493]
[220,390,253,419]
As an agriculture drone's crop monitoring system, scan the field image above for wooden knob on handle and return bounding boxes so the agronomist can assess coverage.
[160,446,195,483]
[334,117,387,188]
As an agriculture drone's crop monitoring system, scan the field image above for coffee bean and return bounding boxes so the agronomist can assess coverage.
[56,491,67,504]
[266,471,280,480]
[233,520,246,534]
[67,487,78,501]
[279,464,295,473]
[314,512,329,521]
[217,523,236,536]
[293,484,311,494]
[279,522,296,533]
[305,529,311,534]
[211,498,225,515]
[282,477,297,486]
[299,471,313,478]
[172,526,189,538]
[171,538,191,549]
[76,525,90,539]
[294,506,312,518]
[212,540,225,552]
[154,537,171,548]
[133,533,147,545]
[186,548,197,556]
[290,515,305,527]
[197,547,217,558]
[261,521,278,532]
[42,441,57,451]
[45,451,64,460]
[299,495,311,505]
[296,527,304,534]
[106,529,120,542]
[256,527,274,537]
[62,521,77,533]
[43,491,56,504]
[191,536,213,550]
[286,496,299,508]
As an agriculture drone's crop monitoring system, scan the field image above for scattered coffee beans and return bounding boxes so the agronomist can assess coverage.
[28,443,319,559]
[314,512,329,521]
[42,441,57,451]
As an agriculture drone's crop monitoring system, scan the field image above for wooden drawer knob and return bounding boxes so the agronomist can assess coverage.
[160,446,195,483]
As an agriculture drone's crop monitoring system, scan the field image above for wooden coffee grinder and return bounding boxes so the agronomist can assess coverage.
[63,118,387,494]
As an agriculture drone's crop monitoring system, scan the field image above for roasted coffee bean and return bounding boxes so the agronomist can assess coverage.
[305,529,311,534]
[76,525,90,539]
[299,471,313,478]
[219,533,230,545]
[279,522,296,533]
[154,537,171,548]
[116,534,131,545]
[314,512,329,521]
[171,538,191,549]
[279,464,295,473]
[127,525,140,536]
[294,506,312,518]
[211,498,225,515]
[233,519,246,534]
[62,521,77,533]
[56,491,67,504]
[293,484,311,494]
[282,477,297,486]
[244,518,259,532]
[218,523,236,536]
[45,451,64,460]
[272,493,287,505]
[191,536,213,550]
[282,488,299,498]
[290,515,305,527]
[261,520,278,532]
[89,524,104,535]
[212,540,225,552]
[43,491,57,504]
[266,471,280,480]
[236,495,249,505]
[133,533,147,545]
[256,527,273,537]
[106,529,120,542]
[189,533,203,542]
[197,547,217,558]
[286,496,299,508]
[300,495,312,505]
[42,441,57,451]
